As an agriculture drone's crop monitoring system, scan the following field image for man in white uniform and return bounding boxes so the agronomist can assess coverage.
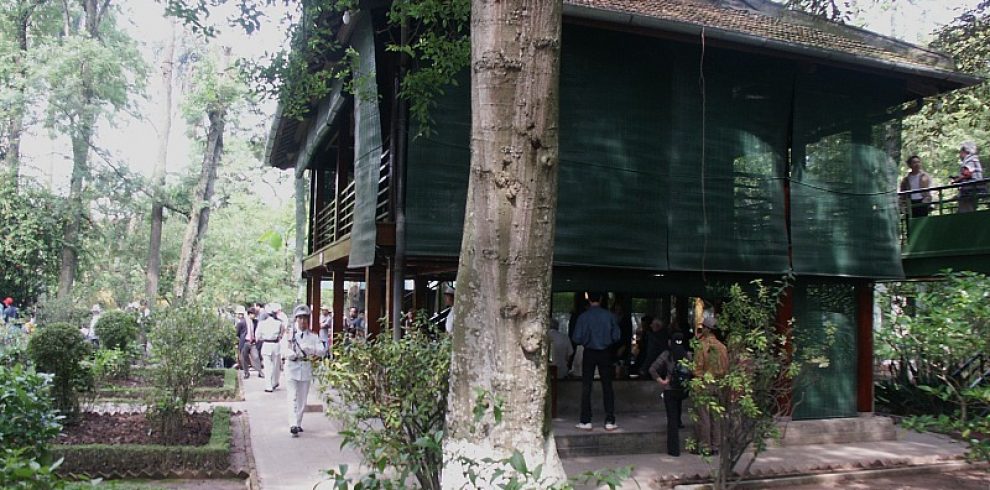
[257,303,285,392]
[285,305,326,437]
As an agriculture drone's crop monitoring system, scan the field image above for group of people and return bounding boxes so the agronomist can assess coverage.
[900,141,984,216]
[233,302,327,437]
[560,292,728,457]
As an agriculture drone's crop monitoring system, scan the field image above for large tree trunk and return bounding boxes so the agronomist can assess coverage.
[144,20,176,304]
[441,1,564,487]
[294,172,307,302]
[173,108,224,301]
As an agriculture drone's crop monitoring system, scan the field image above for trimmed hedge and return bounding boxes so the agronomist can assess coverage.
[52,407,232,479]
[95,368,240,401]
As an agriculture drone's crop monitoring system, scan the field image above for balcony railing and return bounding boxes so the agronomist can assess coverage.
[314,155,391,250]
[898,178,990,241]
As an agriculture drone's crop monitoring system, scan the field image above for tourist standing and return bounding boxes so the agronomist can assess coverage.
[899,155,933,218]
[257,304,284,392]
[239,307,264,379]
[694,316,728,454]
[649,332,691,456]
[344,306,365,338]
[285,305,326,437]
[573,291,621,431]
[443,285,456,334]
[548,319,574,380]
[953,141,984,213]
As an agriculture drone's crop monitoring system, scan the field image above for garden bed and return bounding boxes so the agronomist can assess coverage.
[52,407,242,479]
[95,368,239,401]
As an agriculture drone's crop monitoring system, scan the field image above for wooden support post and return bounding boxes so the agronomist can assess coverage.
[413,277,428,314]
[856,282,875,414]
[332,266,346,343]
[365,266,386,339]
[309,273,322,333]
[775,286,794,416]
[660,295,671,328]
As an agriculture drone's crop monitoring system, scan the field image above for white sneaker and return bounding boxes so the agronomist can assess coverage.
[604,422,618,431]
[575,422,592,430]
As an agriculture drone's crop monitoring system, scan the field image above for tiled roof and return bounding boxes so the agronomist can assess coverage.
[564,0,970,80]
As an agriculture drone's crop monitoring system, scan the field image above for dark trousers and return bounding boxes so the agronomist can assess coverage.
[910,201,930,218]
[663,389,683,456]
[580,348,615,424]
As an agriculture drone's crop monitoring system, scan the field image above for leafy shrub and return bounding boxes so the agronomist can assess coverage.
[317,325,450,490]
[146,304,226,443]
[0,324,29,368]
[34,298,91,331]
[94,311,139,353]
[0,448,65,490]
[0,365,62,458]
[27,323,92,423]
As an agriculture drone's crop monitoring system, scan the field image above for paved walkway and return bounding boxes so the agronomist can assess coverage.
[235,372,976,490]
[240,372,362,490]
[563,429,973,489]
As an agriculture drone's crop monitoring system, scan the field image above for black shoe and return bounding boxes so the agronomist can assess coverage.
[297,427,304,433]
[290,426,299,436]
[264,388,273,393]
[273,383,279,390]
[258,373,264,378]
[243,374,250,379]
[668,452,680,457]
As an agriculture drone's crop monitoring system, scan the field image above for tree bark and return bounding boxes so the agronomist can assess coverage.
[173,108,224,301]
[2,1,42,186]
[144,20,176,304]
[441,1,564,487]
[56,0,105,300]
[294,172,308,302]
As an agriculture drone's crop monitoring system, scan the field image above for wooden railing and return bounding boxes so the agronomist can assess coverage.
[313,155,391,250]
[897,178,990,243]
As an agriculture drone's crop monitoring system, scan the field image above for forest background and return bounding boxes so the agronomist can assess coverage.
[1,0,988,313]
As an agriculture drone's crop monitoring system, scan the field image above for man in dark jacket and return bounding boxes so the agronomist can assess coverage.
[572,291,621,431]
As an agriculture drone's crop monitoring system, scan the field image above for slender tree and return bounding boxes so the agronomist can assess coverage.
[173,46,240,300]
[0,1,49,185]
[55,0,115,300]
[442,0,565,486]
[145,18,177,304]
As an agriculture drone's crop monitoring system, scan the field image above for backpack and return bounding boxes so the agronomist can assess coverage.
[668,346,692,389]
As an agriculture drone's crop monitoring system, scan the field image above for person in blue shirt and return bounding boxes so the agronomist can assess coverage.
[572,291,621,431]
[2,297,18,323]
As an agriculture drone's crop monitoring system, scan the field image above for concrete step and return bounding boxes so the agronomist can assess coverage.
[553,411,690,458]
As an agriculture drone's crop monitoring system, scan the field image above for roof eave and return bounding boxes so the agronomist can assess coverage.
[563,3,982,91]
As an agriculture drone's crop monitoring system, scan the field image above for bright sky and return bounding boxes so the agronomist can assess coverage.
[18,0,985,196]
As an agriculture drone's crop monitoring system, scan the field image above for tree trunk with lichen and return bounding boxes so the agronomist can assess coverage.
[145,19,176,304]
[441,1,564,487]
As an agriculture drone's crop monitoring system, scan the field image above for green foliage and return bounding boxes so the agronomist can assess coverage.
[902,411,990,463]
[27,323,92,423]
[316,328,450,490]
[902,1,990,181]
[0,448,65,490]
[35,297,93,330]
[237,0,469,133]
[878,271,990,422]
[87,348,130,382]
[94,311,139,352]
[687,276,828,490]
[0,179,67,304]
[0,323,30,367]
[879,271,990,462]
[452,451,634,490]
[145,304,226,444]
[0,365,63,459]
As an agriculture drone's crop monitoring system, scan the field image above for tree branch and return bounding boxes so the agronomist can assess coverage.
[85,141,191,219]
